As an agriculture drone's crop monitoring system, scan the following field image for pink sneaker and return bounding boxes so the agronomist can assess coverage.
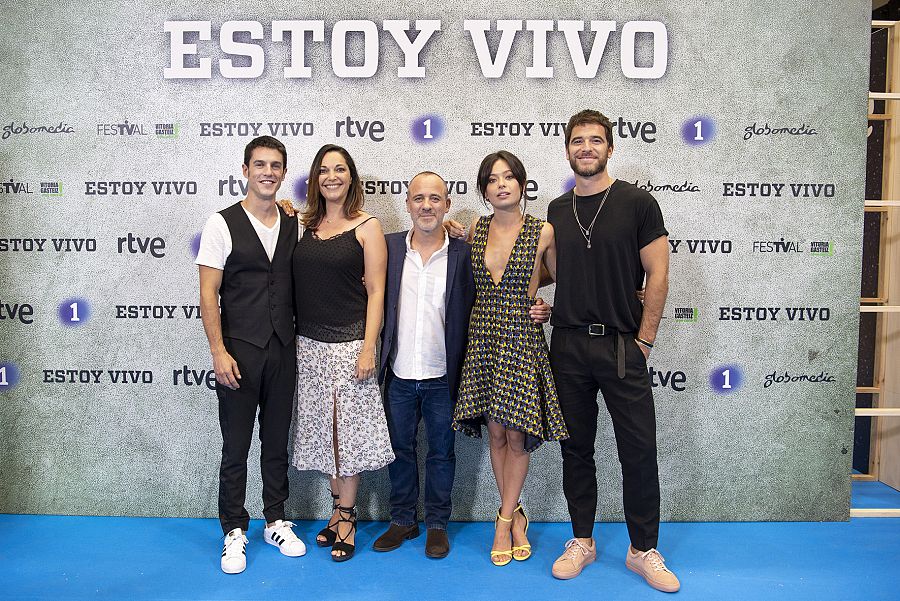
[625,546,681,592]
[551,538,596,579]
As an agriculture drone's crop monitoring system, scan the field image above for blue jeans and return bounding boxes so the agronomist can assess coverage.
[384,370,456,530]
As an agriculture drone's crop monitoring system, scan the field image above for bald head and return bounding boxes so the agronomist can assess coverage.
[408,171,449,198]
[406,171,451,235]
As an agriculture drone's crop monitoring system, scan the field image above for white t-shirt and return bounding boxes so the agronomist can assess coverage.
[196,207,282,269]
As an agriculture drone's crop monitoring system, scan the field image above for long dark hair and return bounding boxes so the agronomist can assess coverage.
[301,144,364,229]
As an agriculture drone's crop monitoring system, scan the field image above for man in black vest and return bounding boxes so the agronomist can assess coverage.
[197,136,306,574]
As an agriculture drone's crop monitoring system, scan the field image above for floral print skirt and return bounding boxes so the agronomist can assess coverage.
[292,335,394,477]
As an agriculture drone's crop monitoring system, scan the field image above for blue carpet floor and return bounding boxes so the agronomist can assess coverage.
[2,482,899,601]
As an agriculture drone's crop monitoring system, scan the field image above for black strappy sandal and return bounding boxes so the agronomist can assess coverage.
[316,491,341,547]
[331,505,357,562]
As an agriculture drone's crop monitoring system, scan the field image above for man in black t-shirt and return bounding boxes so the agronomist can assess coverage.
[547,110,679,593]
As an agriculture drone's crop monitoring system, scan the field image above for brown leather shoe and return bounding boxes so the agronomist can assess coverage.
[425,528,450,559]
[372,523,420,552]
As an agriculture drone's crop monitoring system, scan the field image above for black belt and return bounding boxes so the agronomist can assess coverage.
[562,323,629,379]
[585,323,618,337]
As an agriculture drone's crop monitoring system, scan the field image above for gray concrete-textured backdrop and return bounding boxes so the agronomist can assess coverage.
[0,0,869,522]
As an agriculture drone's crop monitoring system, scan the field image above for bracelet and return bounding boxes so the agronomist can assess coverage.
[635,337,654,349]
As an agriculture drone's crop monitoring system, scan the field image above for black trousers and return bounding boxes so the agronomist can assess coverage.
[550,328,660,551]
[217,334,296,534]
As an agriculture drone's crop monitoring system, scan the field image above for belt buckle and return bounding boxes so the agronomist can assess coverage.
[588,323,606,336]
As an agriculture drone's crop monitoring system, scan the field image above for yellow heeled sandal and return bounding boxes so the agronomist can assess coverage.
[512,503,532,561]
[491,511,514,566]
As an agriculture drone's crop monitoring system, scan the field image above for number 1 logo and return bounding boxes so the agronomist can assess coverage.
[682,116,715,146]
[58,298,91,327]
[411,115,445,143]
[710,364,742,394]
[0,362,20,391]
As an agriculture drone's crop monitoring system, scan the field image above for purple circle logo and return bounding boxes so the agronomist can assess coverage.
[682,116,715,146]
[411,115,445,143]
[562,175,576,193]
[58,298,91,327]
[0,362,20,391]
[710,364,742,394]
[191,233,202,259]
[292,174,309,202]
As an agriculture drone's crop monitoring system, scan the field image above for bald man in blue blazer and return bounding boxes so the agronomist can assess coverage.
[375,172,475,558]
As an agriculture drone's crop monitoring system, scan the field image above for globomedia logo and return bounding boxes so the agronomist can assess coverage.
[631,179,700,194]
[763,370,836,388]
[58,298,91,327]
[0,362,21,391]
[411,115,445,144]
[710,364,742,394]
[743,122,817,141]
[2,121,75,141]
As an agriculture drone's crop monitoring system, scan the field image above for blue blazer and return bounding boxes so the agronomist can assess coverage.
[379,231,475,403]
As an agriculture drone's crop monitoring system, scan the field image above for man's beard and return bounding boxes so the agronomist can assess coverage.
[569,155,607,178]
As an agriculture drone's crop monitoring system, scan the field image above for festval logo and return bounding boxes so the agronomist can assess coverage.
[682,116,715,146]
[411,115,445,143]
[58,298,91,327]
[562,175,575,193]
[191,233,202,259]
[0,362,21,391]
[710,364,742,394]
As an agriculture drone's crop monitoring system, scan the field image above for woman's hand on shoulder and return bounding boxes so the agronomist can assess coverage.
[444,219,467,240]
[277,199,298,217]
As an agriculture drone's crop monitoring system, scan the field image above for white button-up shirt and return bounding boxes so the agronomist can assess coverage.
[390,229,449,380]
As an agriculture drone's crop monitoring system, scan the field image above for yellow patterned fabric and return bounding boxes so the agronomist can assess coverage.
[453,213,568,452]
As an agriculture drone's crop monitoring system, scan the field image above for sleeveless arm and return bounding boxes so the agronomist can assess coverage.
[356,217,387,380]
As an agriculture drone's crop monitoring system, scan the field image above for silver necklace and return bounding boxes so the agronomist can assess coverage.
[572,184,611,249]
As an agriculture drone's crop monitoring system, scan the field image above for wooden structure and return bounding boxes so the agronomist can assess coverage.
[853,19,900,516]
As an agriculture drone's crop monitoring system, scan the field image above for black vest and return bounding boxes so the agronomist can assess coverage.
[219,202,297,348]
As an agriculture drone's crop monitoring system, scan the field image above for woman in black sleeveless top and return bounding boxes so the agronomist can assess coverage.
[290,144,393,562]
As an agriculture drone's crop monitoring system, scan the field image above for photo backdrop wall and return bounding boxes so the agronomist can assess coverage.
[0,0,870,522]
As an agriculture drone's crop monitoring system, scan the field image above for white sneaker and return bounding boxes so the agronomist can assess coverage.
[221,528,248,574]
[264,520,307,557]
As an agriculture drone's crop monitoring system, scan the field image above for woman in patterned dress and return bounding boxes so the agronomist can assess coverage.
[290,144,394,561]
[453,150,569,566]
